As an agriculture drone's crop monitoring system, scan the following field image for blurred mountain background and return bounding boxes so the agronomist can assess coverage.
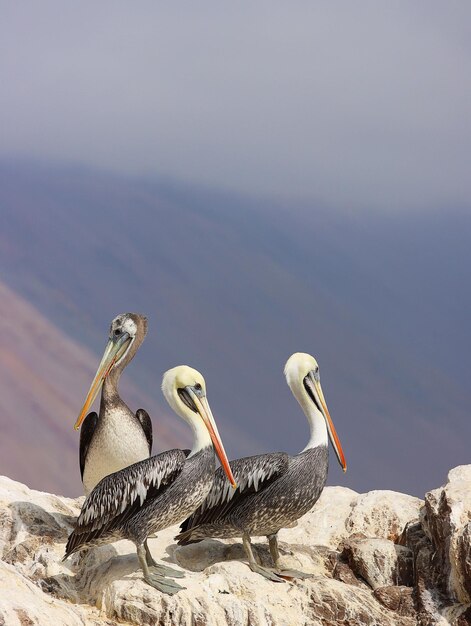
[1,4,470,497]
[1,159,469,497]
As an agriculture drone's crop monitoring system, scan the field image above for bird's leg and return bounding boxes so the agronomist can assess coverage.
[268,533,280,566]
[137,543,186,594]
[144,540,185,578]
[267,533,313,580]
[144,539,158,566]
[242,532,285,583]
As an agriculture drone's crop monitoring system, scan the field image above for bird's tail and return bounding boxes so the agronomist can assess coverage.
[174,526,204,546]
[63,532,80,561]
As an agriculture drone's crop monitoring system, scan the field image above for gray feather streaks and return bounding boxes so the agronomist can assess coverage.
[179,446,328,541]
[66,447,216,556]
[78,449,186,531]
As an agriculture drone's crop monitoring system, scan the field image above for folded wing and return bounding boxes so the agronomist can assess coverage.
[178,452,289,542]
[66,449,187,557]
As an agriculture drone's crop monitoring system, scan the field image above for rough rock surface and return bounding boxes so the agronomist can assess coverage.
[0,469,470,625]
[422,466,471,605]
[341,535,413,589]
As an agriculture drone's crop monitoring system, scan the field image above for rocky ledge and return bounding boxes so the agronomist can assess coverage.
[1,468,471,626]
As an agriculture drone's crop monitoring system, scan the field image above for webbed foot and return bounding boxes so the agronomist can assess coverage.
[248,562,286,583]
[277,568,313,580]
[143,572,186,595]
[150,563,186,578]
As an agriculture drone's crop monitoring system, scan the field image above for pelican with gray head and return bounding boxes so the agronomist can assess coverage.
[65,365,236,594]
[177,352,346,582]
[74,313,152,494]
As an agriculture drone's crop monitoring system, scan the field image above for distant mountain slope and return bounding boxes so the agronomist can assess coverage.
[0,279,185,495]
[0,160,470,495]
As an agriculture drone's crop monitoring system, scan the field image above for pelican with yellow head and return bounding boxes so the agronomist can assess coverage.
[178,352,346,582]
[65,365,236,594]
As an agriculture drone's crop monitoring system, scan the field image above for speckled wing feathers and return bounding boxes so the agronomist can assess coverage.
[178,452,289,539]
[65,449,186,556]
[135,408,153,454]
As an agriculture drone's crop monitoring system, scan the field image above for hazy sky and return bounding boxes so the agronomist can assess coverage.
[1,2,470,210]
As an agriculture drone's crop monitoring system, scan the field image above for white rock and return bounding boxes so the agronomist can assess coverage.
[285,485,358,548]
[341,537,413,590]
[0,560,104,625]
[346,490,422,542]
[0,472,463,626]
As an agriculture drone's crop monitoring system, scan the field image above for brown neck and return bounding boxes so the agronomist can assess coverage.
[101,318,146,405]
[102,369,122,405]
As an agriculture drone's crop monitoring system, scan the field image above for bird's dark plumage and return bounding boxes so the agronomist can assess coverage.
[136,408,153,454]
[177,446,328,544]
[179,452,289,539]
[65,449,188,558]
[79,412,98,480]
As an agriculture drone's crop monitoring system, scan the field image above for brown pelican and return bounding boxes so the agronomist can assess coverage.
[65,365,236,594]
[74,313,152,495]
[177,352,346,582]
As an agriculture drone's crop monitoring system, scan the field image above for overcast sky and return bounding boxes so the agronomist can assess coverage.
[1,2,470,210]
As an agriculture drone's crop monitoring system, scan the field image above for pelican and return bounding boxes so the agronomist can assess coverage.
[65,366,237,594]
[75,313,152,495]
[177,352,346,582]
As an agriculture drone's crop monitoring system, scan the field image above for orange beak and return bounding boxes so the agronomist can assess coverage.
[186,388,237,488]
[306,375,347,472]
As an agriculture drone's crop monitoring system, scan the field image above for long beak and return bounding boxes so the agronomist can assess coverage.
[186,388,237,488]
[74,334,131,430]
[306,375,347,472]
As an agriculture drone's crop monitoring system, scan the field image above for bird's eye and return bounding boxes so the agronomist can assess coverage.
[114,329,121,336]
[194,383,202,391]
